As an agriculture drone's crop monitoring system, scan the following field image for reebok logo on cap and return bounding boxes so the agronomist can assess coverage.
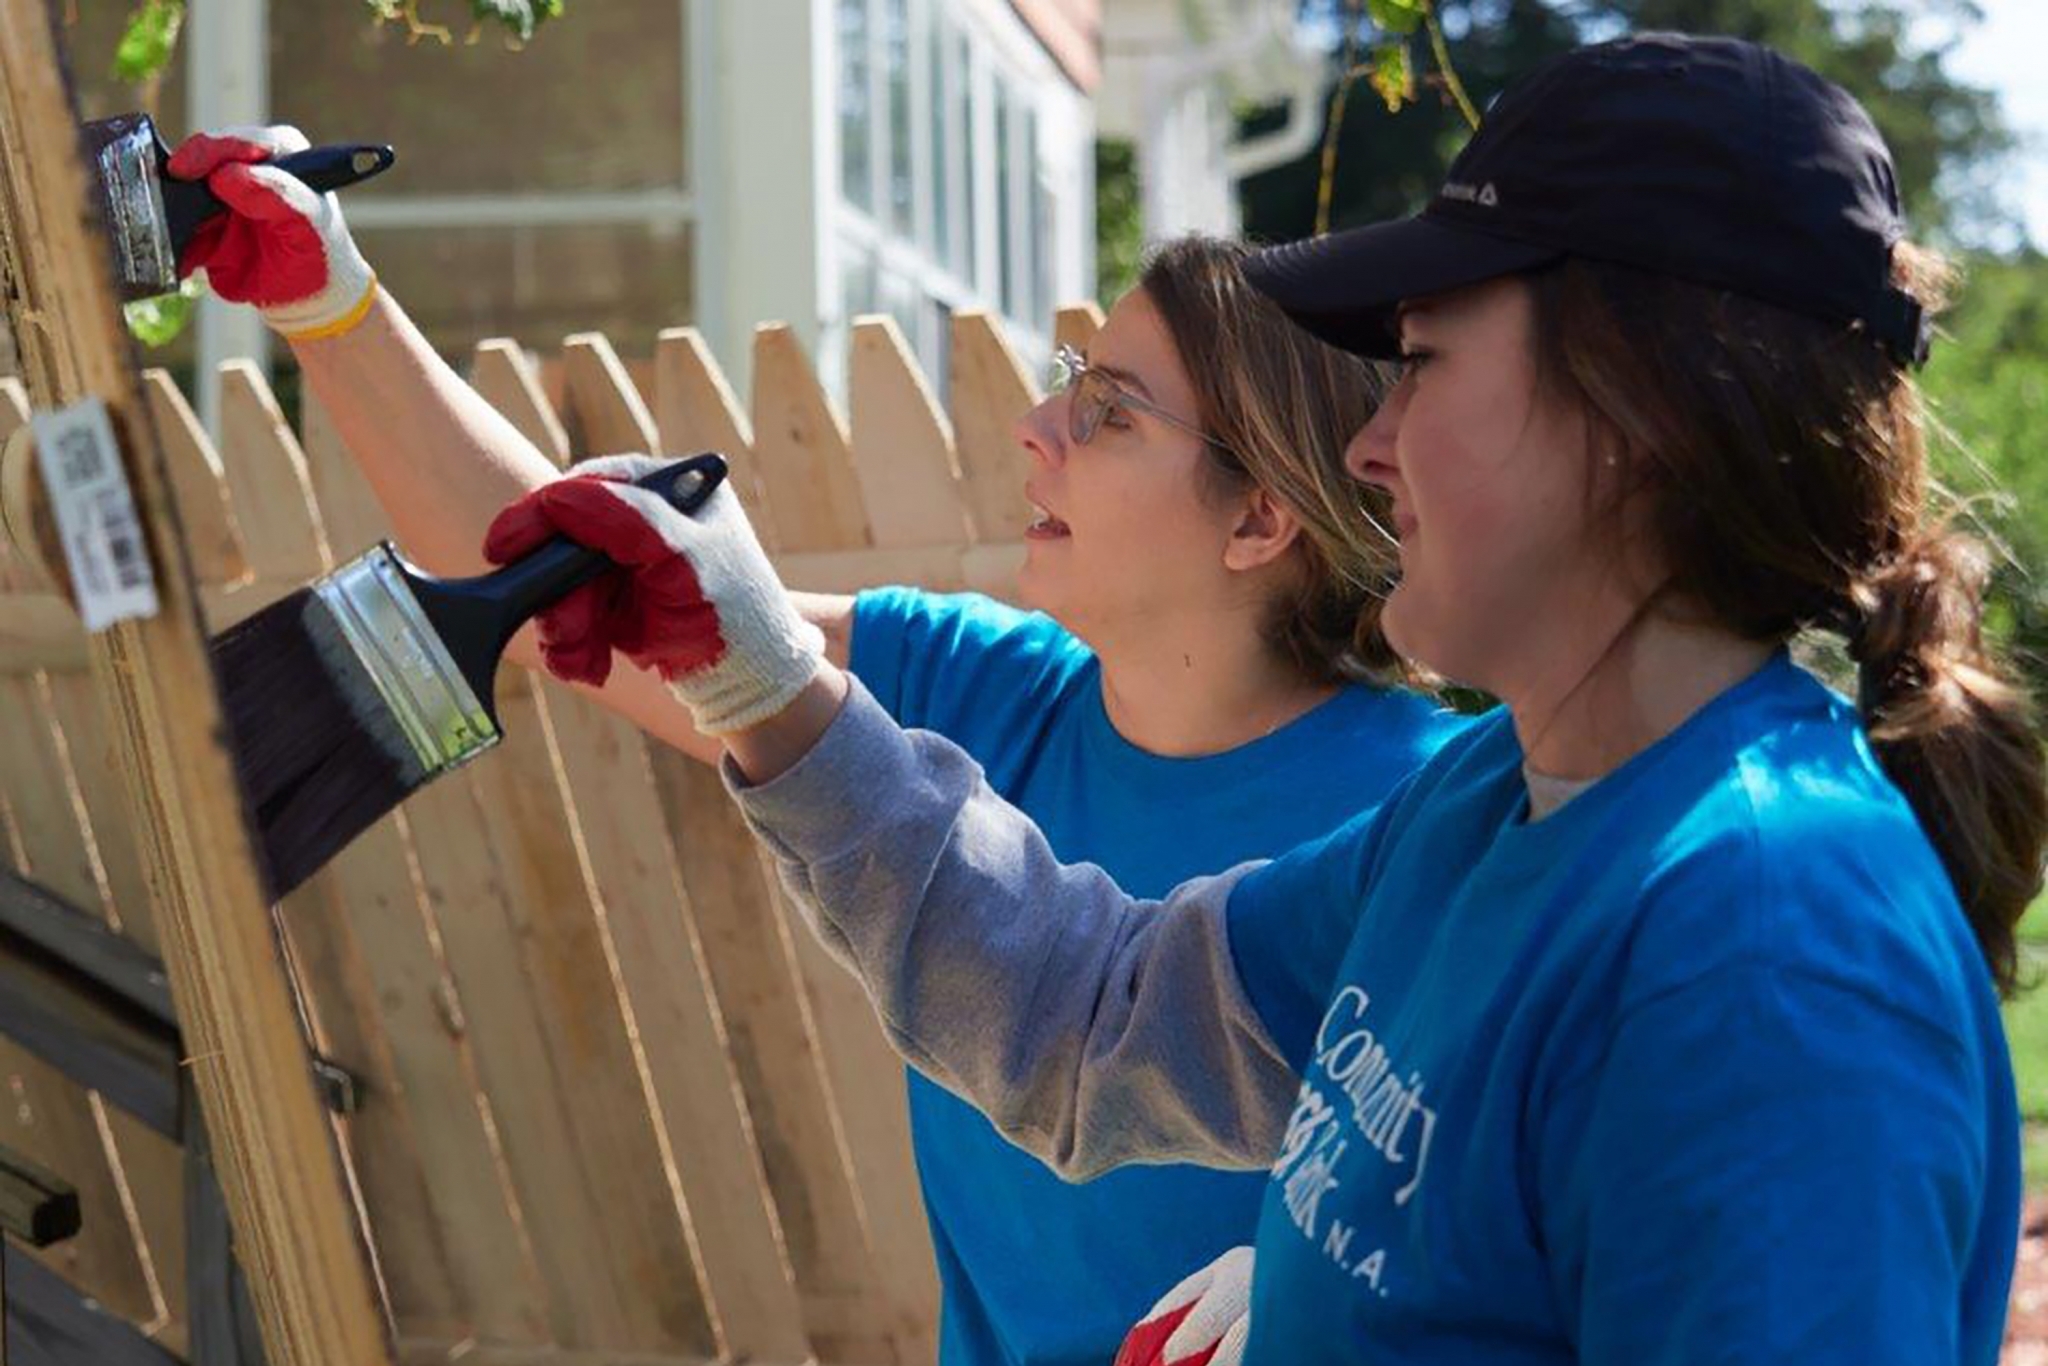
[1440,181,1499,208]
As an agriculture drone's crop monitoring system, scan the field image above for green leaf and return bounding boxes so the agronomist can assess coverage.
[358,0,562,45]
[123,277,201,349]
[112,0,185,84]
[1364,0,1424,37]
[467,0,564,43]
[1368,42,1415,114]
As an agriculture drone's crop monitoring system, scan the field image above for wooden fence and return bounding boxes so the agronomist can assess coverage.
[0,301,1103,1365]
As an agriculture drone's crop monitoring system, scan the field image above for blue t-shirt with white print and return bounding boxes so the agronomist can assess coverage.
[851,586,1469,1366]
[1228,651,2019,1364]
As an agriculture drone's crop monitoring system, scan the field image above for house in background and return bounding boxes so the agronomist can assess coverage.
[41,1,1324,432]
[1099,0,1324,241]
[61,0,1094,430]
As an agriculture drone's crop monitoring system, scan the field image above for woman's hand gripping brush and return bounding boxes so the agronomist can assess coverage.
[483,457,847,777]
[168,126,378,340]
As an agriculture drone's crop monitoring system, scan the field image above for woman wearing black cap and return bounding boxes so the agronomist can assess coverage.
[490,32,2046,1363]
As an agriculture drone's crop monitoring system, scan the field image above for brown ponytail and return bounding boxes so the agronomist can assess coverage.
[1528,253,2047,995]
[1848,536,2047,991]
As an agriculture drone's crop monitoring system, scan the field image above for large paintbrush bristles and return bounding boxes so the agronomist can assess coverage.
[215,588,431,899]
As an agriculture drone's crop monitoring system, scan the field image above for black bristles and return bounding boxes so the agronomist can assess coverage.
[213,588,430,901]
[209,456,729,900]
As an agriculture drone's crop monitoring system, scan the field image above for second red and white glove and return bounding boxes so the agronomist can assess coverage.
[483,455,824,734]
[167,125,376,340]
[1114,1246,1254,1366]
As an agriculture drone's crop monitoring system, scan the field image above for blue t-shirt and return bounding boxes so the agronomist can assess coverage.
[1229,651,2019,1364]
[851,586,1469,1366]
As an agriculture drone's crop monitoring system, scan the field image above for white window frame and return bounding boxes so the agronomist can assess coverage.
[825,0,1087,395]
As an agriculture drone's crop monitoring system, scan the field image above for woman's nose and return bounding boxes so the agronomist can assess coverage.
[1015,394,1068,469]
[1345,380,1408,482]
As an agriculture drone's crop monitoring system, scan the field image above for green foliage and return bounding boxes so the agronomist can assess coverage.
[1365,0,1426,35]
[1623,0,2011,242]
[2003,892,2048,1188]
[468,0,565,43]
[115,1,568,88]
[365,0,566,43]
[1920,251,2048,687]
[1095,139,1144,307]
[112,0,185,83]
[122,277,202,349]
[1368,43,1415,113]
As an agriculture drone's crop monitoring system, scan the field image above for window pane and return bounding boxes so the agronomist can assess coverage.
[271,4,684,195]
[1035,175,1056,330]
[885,0,914,236]
[842,239,879,320]
[960,32,979,285]
[1023,106,1045,328]
[995,82,1014,316]
[929,12,950,265]
[839,0,873,211]
[881,268,918,345]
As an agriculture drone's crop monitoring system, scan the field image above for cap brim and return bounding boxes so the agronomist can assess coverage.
[1245,213,1565,358]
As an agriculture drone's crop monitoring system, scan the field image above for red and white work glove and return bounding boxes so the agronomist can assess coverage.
[166,125,377,341]
[483,455,825,735]
[1114,1246,1254,1366]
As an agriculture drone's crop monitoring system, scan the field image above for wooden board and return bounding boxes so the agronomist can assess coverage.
[34,672,188,1348]
[848,317,969,549]
[298,392,627,1354]
[1053,301,1105,355]
[750,326,871,553]
[204,372,498,1346]
[540,337,813,1363]
[0,8,391,1364]
[948,311,1039,542]
[648,329,773,546]
[643,751,903,1366]
[0,672,161,1332]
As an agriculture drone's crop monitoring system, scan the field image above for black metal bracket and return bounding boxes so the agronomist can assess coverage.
[0,869,361,1133]
[0,868,363,1366]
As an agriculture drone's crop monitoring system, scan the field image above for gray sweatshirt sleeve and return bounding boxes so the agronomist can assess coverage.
[724,677,1301,1179]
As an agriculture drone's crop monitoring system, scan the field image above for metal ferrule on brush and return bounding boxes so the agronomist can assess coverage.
[316,545,500,775]
[91,116,176,296]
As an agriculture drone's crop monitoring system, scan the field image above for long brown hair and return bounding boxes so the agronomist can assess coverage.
[1139,235,1401,684]
[1529,253,2047,995]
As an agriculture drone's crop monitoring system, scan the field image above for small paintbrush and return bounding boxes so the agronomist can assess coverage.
[83,113,394,303]
[213,453,727,900]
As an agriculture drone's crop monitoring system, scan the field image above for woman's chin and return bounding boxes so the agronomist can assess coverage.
[1015,555,1058,614]
[1380,590,1447,677]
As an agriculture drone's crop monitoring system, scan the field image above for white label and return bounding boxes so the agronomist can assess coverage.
[31,397,159,631]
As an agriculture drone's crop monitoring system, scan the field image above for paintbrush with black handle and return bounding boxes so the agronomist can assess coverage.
[83,113,394,303]
[213,453,727,900]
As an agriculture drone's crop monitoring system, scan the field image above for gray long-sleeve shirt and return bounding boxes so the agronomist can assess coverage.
[727,676,1297,1179]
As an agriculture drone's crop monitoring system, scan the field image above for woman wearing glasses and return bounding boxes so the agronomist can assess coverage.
[162,138,1465,1364]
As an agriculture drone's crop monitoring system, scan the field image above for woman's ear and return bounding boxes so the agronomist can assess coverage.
[1222,486,1304,572]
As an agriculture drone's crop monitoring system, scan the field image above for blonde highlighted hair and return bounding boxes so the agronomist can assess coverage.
[1139,235,1401,684]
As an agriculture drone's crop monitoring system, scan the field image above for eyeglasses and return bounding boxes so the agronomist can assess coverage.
[1048,344,1232,453]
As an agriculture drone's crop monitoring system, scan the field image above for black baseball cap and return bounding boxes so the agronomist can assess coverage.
[1245,32,1931,368]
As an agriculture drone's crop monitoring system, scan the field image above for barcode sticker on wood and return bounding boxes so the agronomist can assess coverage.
[30,397,159,631]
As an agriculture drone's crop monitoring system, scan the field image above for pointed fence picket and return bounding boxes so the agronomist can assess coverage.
[0,305,1059,1364]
